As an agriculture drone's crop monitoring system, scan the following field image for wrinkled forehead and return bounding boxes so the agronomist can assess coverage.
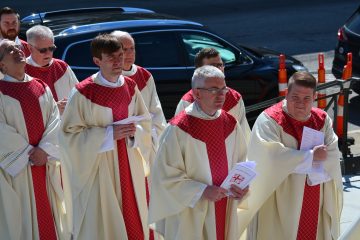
[0,40,16,59]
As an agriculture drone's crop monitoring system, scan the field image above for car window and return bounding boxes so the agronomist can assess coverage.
[180,32,237,66]
[63,40,95,68]
[346,10,360,33]
[133,32,183,68]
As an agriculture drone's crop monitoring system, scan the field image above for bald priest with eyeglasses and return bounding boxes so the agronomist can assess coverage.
[149,65,249,240]
[25,25,78,115]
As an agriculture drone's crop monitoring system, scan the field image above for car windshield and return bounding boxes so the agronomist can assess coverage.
[181,33,237,65]
[346,9,360,32]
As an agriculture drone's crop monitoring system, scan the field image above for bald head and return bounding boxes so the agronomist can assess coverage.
[111,31,135,70]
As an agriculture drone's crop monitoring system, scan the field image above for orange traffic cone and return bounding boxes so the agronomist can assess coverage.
[317,53,326,109]
[336,52,352,137]
[278,54,287,97]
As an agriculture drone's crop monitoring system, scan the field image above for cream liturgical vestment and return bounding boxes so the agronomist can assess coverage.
[238,101,343,240]
[175,88,251,143]
[122,64,166,174]
[149,104,248,240]
[59,73,153,240]
[0,75,68,240]
[25,57,78,101]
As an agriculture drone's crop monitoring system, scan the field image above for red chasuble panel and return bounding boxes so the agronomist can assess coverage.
[127,65,152,91]
[25,59,68,101]
[0,79,57,240]
[265,101,327,240]
[76,77,146,239]
[171,111,237,240]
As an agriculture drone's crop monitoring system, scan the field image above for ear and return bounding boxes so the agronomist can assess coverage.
[93,57,101,67]
[284,88,289,99]
[192,88,201,100]
[28,44,35,53]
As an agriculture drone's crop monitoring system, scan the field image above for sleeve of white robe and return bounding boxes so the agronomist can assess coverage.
[235,98,251,145]
[38,88,61,159]
[129,86,153,176]
[148,125,211,224]
[59,90,107,198]
[0,94,29,163]
[237,112,314,234]
[146,75,166,145]
[0,92,27,240]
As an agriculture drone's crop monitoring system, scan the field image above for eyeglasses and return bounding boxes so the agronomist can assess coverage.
[30,44,57,54]
[197,86,229,95]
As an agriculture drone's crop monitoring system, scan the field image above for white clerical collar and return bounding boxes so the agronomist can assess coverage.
[97,71,124,88]
[186,101,221,120]
[122,64,137,77]
[26,56,54,67]
[3,73,32,82]
[282,99,311,121]
[14,36,21,45]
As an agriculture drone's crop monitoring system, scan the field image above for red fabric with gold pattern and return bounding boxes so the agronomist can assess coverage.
[170,110,237,240]
[19,39,31,57]
[76,76,145,239]
[265,101,327,240]
[127,65,151,91]
[0,79,57,240]
[181,88,241,112]
[25,59,68,101]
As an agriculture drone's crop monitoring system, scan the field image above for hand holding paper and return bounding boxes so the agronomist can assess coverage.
[221,161,257,196]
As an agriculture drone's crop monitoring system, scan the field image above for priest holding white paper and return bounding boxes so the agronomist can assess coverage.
[239,72,343,240]
[149,65,249,240]
[59,34,153,240]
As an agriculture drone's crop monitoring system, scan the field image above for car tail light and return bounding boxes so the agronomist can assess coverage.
[338,27,348,41]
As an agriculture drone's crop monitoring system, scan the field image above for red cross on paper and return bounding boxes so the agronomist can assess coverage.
[230,174,244,184]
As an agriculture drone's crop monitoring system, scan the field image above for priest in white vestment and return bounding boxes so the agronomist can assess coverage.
[238,72,343,240]
[174,47,251,143]
[149,65,249,240]
[25,25,78,115]
[59,34,153,240]
[0,39,69,240]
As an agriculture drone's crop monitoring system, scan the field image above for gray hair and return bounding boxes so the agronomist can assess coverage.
[191,65,225,89]
[0,39,16,72]
[110,30,134,43]
[26,25,54,45]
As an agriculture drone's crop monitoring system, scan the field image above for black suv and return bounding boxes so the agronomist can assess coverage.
[332,5,360,94]
[20,7,307,119]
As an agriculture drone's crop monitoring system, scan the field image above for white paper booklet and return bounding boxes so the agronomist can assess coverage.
[300,126,325,151]
[221,161,257,192]
[113,115,150,125]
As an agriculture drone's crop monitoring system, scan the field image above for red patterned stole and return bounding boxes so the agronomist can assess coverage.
[25,59,68,101]
[170,110,237,240]
[126,65,151,91]
[76,76,145,239]
[265,101,327,240]
[0,79,57,240]
[181,88,241,112]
